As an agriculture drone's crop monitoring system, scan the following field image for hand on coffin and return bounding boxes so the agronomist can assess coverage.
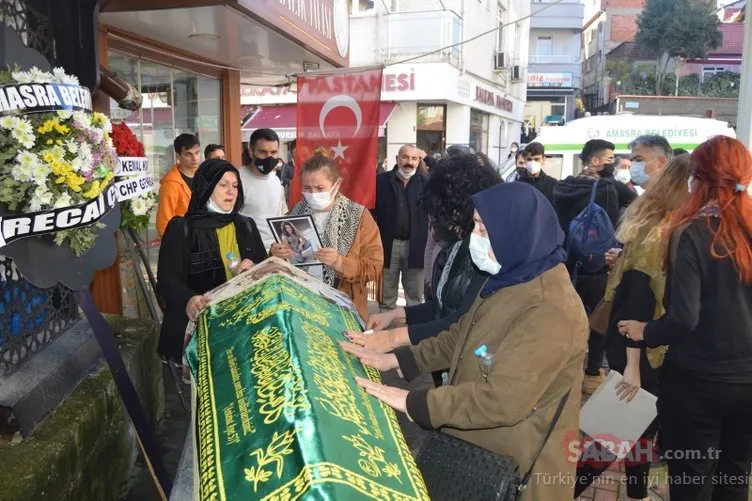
[345,327,410,353]
[186,294,210,321]
[354,377,409,419]
[270,242,293,260]
[237,259,255,273]
[366,310,402,331]
[340,341,399,372]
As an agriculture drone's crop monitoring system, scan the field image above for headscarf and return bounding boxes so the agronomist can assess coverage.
[471,183,567,296]
[185,159,244,229]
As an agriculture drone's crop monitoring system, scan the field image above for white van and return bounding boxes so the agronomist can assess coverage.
[499,115,737,182]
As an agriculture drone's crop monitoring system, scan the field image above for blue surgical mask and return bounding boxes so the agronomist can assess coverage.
[207,198,232,214]
[469,233,502,275]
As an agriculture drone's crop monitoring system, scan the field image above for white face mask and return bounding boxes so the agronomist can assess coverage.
[303,183,339,211]
[207,198,232,214]
[469,233,502,275]
[398,166,417,180]
[525,160,542,175]
[615,169,631,184]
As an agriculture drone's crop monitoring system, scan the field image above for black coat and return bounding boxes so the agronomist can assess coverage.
[156,215,267,361]
[372,168,429,269]
[405,237,488,344]
[517,171,557,205]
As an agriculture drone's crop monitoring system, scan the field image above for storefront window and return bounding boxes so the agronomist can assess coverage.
[470,109,489,155]
[417,104,446,156]
[107,50,222,271]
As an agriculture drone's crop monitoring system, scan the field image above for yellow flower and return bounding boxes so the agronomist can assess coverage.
[37,119,59,134]
[46,139,53,145]
[55,139,62,145]
[55,176,66,184]
[54,124,69,134]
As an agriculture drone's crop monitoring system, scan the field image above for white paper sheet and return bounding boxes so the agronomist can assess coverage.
[579,370,658,459]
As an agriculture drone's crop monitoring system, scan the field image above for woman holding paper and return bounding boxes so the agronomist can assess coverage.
[618,136,752,501]
[342,183,589,500]
[157,159,268,363]
[271,153,383,320]
[574,154,692,500]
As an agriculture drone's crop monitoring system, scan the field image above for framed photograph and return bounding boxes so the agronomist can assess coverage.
[267,215,324,267]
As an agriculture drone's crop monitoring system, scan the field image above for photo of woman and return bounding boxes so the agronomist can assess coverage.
[268,215,323,266]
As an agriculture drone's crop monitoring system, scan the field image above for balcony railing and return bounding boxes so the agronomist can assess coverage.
[383,11,462,64]
[528,54,580,64]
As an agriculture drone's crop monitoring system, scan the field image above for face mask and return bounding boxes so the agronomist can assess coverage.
[629,161,650,187]
[207,198,232,214]
[469,233,502,275]
[525,161,542,175]
[254,156,278,175]
[511,146,518,153]
[398,166,416,180]
[303,183,339,211]
[615,169,631,184]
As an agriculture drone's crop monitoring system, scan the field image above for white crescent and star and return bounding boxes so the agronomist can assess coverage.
[318,94,363,160]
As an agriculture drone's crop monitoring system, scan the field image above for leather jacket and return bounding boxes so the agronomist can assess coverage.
[431,238,477,319]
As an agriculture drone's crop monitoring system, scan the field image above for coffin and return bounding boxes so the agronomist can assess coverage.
[185,258,428,501]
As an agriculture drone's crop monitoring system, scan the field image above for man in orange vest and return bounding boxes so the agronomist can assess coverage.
[156,134,201,236]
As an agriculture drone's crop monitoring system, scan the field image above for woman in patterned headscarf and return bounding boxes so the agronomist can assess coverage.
[270,153,383,319]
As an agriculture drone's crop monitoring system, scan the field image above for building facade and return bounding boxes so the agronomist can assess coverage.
[243,0,531,166]
[524,0,584,128]
[580,0,643,110]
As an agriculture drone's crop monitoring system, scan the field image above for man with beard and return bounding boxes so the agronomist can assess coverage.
[373,144,429,310]
[238,128,287,250]
[516,142,557,204]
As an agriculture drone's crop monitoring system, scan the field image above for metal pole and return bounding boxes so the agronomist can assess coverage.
[736,0,752,147]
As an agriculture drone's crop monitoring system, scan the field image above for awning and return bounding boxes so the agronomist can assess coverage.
[241,103,397,141]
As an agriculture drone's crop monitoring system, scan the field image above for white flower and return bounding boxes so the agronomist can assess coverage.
[88,127,103,143]
[52,67,79,86]
[12,131,36,149]
[30,162,52,186]
[14,118,33,137]
[64,139,79,155]
[29,67,52,83]
[16,151,40,168]
[11,69,34,84]
[70,156,84,172]
[53,192,73,209]
[0,116,18,130]
[130,197,149,216]
[29,186,53,211]
[11,163,33,183]
[73,111,91,128]
[57,110,73,120]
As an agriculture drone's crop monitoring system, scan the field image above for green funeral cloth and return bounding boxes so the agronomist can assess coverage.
[185,274,428,501]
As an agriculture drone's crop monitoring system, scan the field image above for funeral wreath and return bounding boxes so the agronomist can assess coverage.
[111,121,156,231]
[0,66,118,255]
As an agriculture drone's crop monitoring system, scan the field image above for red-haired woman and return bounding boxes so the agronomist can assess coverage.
[617,135,752,501]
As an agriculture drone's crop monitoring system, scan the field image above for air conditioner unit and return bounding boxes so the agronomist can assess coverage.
[511,65,522,81]
[493,53,505,71]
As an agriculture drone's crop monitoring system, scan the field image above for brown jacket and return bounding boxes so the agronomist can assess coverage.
[336,210,383,319]
[156,165,192,236]
[396,264,588,500]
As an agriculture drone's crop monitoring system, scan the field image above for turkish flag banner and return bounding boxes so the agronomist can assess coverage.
[293,68,383,209]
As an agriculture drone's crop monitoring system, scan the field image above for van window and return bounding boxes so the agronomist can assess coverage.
[573,154,584,175]
[545,154,563,179]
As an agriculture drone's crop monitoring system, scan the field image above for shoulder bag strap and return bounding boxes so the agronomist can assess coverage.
[589,178,600,204]
[518,388,571,493]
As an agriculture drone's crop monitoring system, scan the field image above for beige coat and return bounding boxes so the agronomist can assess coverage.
[403,264,588,500]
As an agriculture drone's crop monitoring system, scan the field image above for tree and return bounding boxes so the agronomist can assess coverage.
[636,0,722,95]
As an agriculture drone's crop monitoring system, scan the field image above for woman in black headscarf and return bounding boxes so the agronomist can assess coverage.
[157,159,268,362]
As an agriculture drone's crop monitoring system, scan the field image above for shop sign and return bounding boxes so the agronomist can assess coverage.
[474,86,513,113]
[237,0,350,66]
[527,72,573,88]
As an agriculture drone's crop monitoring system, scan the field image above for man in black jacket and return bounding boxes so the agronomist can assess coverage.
[553,139,623,395]
[515,142,557,204]
[373,144,429,310]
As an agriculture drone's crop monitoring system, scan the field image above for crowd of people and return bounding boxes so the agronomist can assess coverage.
[153,126,752,500]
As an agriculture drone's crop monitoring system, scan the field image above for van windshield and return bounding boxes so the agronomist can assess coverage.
[545,155,564,179]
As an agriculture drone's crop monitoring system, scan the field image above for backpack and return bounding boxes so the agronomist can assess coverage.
[567,179,619,275]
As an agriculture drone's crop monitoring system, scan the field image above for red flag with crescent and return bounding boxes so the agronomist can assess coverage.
[292,68,383,209]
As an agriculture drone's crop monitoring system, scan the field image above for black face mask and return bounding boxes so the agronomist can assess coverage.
[254,156,278,175]
[516,167,527,178]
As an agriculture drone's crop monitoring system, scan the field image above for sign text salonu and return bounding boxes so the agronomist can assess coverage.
[474,87,513,113]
